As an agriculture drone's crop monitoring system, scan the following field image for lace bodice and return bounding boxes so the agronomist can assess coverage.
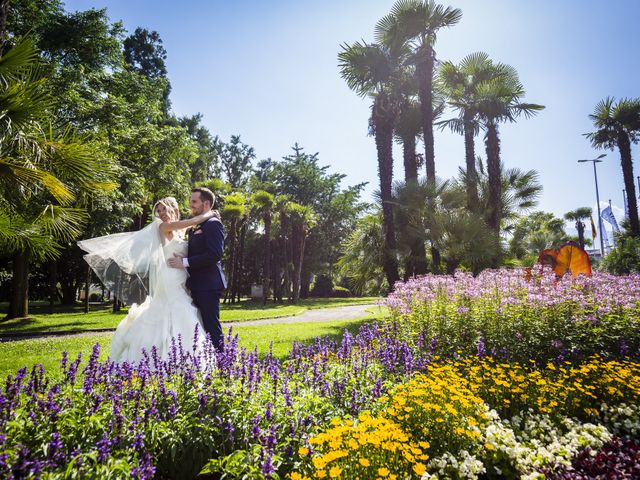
[162,237,188,260]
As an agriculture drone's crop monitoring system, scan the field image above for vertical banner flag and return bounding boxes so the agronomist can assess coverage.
[590,216,597,241]
[601,206,620,232]
[600,220,610,247]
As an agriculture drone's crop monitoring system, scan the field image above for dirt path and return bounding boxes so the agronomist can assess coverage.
[225,304,380,328]
[1,304,383,341]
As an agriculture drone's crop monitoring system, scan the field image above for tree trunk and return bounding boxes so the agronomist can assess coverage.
[49,260,57,314]
[234,220,247,302]
[291,224,306,304]
[417,52,436,184]
[401,135,428,277]
[430,243,441,274]
[463,118,479,212]
[618,133,640,237]
[84,265,91,314]
[402,135,418,183]
[262,213,271,306]
[373,95,400,289]
[300,269,312,299]
[224,219,237,303]
[0,0,8,56]
[112,272,121,313]
[7,251,30,319]
[576,221,585,249]
[485,122,502,233]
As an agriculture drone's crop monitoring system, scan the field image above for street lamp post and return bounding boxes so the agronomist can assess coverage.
[578,154,606,257]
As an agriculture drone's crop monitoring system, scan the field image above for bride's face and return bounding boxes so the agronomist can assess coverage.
[156,204,171,223]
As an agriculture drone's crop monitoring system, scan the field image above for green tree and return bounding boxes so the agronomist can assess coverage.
[179,113,220,184]
[376,0,462,184]
[123,27,170,113]
[509,211,567,262]
[475,70,544,234]
[600,221,640,274]
[585,97,640,237]
[339,40,405,288]
[123,27,167,78]
[287,202,316,304]
[250,190,274,305]
[437,52,510,212]
[219,135,255,190]
[220,191,248,303]
[472,158,542,235]
[337,212,387,295]
[392,178,499,274]
[265,144,367,296]
[0,39,114,319]
[564,207,592,249]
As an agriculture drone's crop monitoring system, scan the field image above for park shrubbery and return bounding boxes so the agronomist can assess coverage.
[1,268,639,479]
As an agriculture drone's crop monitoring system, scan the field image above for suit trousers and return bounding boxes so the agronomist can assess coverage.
[191,289,224,351]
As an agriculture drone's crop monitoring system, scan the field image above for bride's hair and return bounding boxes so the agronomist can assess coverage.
[154,197,180,221]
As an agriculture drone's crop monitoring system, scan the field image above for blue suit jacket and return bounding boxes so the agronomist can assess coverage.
[186,217,227,291]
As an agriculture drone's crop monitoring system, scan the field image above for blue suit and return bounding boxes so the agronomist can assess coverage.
[186,217,227,350]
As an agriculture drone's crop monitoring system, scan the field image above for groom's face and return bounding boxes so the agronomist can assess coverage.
[189,192,209,216]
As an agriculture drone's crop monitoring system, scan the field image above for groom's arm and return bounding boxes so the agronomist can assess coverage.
[186,219,224,270]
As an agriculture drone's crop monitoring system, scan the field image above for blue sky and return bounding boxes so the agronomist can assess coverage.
[66,0,640,235]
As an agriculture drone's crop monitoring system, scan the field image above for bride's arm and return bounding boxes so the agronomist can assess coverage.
[159,210,215,233]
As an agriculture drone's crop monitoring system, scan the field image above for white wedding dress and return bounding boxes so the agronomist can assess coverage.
[78,220,205,364]
[109,237,204,363]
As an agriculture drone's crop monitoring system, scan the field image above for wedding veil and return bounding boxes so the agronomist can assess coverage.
[78,218,166,305]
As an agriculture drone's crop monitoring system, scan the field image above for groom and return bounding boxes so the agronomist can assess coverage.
[168,187,227,350]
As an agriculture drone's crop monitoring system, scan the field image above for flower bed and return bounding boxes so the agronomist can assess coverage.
[1,269,639,479]
[384,268,640,364]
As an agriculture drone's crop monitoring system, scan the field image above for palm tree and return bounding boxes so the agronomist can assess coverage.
[470,158,542,236]
[395,96,422,183]
[339,40,406,288]
[287,202,316,304]
[564,207,592,249]
[250,190,274,305]
[0,39,114,320]
[376,0,462,185]
[475,69,544,233]
[391,178,446,275]
[437,52,510,212]
[585,97,640,237]
[393,94,431,276]
[221,192,247,303]
[337,212,387,295]
[392,178,499,274]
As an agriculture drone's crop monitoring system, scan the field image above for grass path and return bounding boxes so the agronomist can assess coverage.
[0,310,385,379]
[0,297,380,336]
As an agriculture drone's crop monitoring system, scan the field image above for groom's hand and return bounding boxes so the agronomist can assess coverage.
[168,253,186,269]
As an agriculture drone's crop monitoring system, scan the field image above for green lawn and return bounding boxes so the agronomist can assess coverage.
[0,297,380,335]
[0,313,382,379]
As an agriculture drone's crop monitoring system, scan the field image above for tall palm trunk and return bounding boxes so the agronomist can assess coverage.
[7,251,30,319]
[48,260,57,314]
[618,133,640,237]
[417,51,443,273]
[0,0,8,55]
[485,122,502,233]
[373,95,400,289]
[463,114,480,212]
[224,219,237,303]
[291,223,306,304]
[234,220,247,302]
[262,212,271,305]
[400,134,428,277]
[576,221,585,249]
[402,135,418,182]
[417,53,436,184]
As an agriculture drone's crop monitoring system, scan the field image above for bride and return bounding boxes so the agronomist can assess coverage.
[78,197,213,363]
